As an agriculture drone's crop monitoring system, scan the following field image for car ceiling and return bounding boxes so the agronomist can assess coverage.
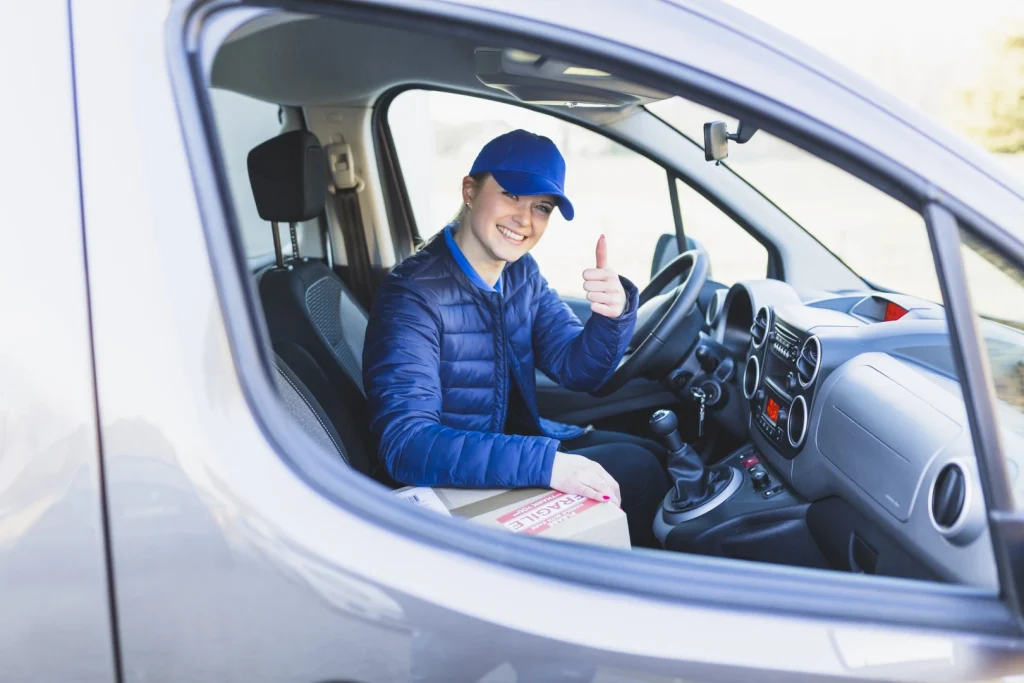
[210,12,649,125]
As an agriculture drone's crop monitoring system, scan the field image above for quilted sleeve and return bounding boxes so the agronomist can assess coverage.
[363,282,558,488]
[531,270,639,392]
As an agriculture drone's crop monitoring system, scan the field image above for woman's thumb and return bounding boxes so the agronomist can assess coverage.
[596,234,608,269]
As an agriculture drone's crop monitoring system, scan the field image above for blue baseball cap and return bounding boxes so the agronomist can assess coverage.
[469,129,575,221]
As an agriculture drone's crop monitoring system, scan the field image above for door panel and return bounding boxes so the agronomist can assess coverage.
[0,2,118,681]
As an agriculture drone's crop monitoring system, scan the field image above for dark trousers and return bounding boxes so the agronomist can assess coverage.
[561,429,671,548]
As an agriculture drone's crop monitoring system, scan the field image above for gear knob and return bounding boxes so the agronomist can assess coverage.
[650,409,685,454]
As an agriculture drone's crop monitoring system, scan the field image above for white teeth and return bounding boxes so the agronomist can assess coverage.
[499,226,525,242]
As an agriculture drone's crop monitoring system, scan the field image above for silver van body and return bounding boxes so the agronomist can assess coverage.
[3,0,1024,681]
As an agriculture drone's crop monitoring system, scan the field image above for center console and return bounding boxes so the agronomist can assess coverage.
[742,306,821,458]
[654,443,799,550]
[652,305,820,561]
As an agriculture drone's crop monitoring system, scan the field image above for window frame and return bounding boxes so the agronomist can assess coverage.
[668,171,776,282]
[375,83,783,284]
[168,0,1024,635]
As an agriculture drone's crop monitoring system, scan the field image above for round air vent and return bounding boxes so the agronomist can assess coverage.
[796,335,821,388]
[932,464,966,530]
[750,306,771,349]
[742,355,760,400]
[705,289,726,328]
[787,395,808,448]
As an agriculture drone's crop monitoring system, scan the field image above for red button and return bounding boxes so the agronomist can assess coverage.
[742,456,760,469]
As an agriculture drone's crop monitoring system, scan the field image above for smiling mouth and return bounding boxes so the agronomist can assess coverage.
[498,225,526,243]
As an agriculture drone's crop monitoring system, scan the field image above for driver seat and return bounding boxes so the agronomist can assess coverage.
[247,130,379,478]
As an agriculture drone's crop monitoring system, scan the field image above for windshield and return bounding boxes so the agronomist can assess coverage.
[648,97,1024,327]
[648,98,942,299]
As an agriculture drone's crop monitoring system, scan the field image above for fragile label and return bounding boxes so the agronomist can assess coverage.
[496,491,599,535]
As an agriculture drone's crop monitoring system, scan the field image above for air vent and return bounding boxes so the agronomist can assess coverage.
[796,336,821,388]
[787,395,808,448]
[705,289,726,328]
[932,464,966,530]
[751,306,771,348]
[742,355,760,400]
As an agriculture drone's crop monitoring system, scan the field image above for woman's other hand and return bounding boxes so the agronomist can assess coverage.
[549,452,621,505]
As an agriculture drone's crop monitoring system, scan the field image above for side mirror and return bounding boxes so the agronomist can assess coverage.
[703,120,759,162]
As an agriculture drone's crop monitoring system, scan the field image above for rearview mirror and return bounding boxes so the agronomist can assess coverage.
[703,120,759,162]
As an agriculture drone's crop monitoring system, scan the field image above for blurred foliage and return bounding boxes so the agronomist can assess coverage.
[960,26,1024,153]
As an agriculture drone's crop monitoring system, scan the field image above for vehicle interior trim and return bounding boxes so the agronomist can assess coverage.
[166,0,1024,637]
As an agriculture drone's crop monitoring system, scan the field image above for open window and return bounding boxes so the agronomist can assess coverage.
[176,1,1023,642]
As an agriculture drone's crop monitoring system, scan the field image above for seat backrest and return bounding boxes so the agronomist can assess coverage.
[248,130,377,477]
[271,353,350,466]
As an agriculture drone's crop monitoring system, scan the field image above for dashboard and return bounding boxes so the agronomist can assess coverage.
[705,280,1024,590]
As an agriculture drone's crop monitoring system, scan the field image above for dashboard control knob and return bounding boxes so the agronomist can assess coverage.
[786,372,798,392]
[756,388,765,402]
[777,407,788,425]
[751,469,770,491]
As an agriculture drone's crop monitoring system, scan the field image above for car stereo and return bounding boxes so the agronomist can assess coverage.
[744,308,821,458]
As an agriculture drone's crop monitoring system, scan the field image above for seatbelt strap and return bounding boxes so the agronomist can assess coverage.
[331,189,374,308]
[325,140,374,308]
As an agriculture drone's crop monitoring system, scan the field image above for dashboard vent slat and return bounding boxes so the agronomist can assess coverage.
[932,464,966,529]
[751,306,770,348]
[796,336,821,388]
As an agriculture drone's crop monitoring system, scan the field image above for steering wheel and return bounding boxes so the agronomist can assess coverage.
[592,249,708,397]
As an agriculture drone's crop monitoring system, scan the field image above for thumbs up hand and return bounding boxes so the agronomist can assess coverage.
[582,234,627,318]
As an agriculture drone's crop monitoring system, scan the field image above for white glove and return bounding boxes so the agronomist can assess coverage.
[549,452,621,505]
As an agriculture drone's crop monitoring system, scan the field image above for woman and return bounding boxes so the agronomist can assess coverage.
[363,129,670,547]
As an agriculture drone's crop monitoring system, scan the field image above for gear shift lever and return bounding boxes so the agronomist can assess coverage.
[649,409,686,454]
[649,409,731,513]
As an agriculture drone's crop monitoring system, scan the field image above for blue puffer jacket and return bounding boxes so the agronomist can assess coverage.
[363,231,639,489]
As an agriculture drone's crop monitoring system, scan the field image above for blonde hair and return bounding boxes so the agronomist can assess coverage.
[451,171,492,228]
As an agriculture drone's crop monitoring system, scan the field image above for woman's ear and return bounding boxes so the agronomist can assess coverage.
[461,175,477,207]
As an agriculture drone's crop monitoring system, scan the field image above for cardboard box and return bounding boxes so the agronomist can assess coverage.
[394,486,630,549]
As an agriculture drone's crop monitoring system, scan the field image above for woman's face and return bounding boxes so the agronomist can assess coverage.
[463,175,556,263]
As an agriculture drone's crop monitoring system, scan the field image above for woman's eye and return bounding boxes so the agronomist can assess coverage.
[503,191,520,201]
[536,205,552,215]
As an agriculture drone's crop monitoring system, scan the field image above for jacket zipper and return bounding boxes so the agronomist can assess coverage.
[495,291,509,432]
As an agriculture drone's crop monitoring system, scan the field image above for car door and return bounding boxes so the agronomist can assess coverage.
[0,2,119,681]
[76,0,1024,681]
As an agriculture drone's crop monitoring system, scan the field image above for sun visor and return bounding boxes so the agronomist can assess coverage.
[474,48,668,109]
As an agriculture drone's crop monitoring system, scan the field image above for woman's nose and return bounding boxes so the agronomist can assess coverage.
[513,203,531,228]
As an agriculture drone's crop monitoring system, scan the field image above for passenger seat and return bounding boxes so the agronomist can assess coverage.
[247,130,378,478]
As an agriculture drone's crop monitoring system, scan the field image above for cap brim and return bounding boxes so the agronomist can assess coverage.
[491,170,575,221]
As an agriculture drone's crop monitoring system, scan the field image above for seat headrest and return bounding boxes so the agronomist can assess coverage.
[247,130,327,223]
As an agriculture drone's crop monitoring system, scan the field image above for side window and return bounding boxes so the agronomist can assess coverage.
[960,229,1024,507]
[675,179,768,286]
[387,90,675,298]
[209,89,292,263]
